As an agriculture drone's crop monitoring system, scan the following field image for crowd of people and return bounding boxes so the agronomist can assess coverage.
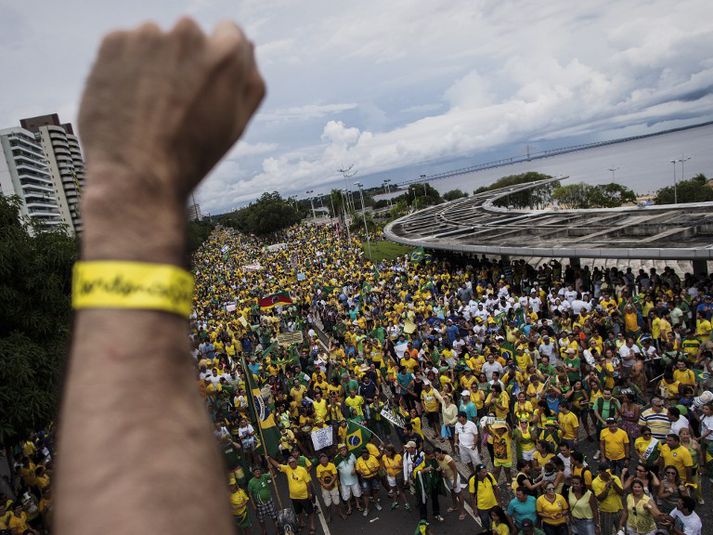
[187,223,713,535]
[4,222,713,535]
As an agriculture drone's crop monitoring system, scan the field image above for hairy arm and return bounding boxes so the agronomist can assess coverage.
[54,18,264,535]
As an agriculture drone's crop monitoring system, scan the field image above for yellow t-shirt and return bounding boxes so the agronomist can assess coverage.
[313,398,328,421]
[673,369,695,386]
[356,455,381,479]
[230,488,250,517]
[493,521,510,535]
[536,494,568,525]
[382,453,402,477]
[600,428,629,460]
[591,475,623,512]
[558,411,579,441]
[660,444,693,481]
[421,389,440,413]
[280,464,311,499]
[533,451,554,469]
[345,395,365,417]
[468,473,498,510]
[316,462,338,488]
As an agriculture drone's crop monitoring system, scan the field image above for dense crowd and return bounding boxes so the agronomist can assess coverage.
[4,222,713,535]
[187,224,713,535]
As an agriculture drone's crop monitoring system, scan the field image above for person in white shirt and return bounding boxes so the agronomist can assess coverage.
[668,496,702,535]
[454,412,481,470]
[481,355,504,382]
[668,406,691,436]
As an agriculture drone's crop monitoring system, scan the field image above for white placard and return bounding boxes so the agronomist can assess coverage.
[310,426,333,451]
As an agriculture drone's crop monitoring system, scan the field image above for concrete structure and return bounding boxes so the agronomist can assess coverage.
[0,127,64,229]
[188,201,203,221]
[20,114,86,233]
[385,178,713,274]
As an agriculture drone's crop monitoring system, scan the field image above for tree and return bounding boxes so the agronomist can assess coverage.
[187,219,215,254]
[587,183,636,208]
[552,183,593,209]
[654,173,713,204]
[0,196,77,455]
[443,189,468,201]
[405,183,442,207]
[474,171,553,194]
[220,192,303,235]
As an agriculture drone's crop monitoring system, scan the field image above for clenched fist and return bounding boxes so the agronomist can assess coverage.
[80,17,264,205]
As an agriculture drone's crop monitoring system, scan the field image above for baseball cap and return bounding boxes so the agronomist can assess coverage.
[461,389,471,396]
[405,440,417,448]
[606,417,616,423]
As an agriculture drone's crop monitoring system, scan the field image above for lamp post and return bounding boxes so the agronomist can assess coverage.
[678,154,691,182]
[669,160,678,204]
[383,179,392,206]
[340,189,351,243]
[355,181,371,259]
[608,167,619,181]
[305,190,316,220]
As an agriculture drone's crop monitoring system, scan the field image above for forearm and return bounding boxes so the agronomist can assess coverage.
[55,201,232,534]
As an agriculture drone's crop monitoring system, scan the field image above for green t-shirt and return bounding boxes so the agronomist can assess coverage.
[248,474,273,504]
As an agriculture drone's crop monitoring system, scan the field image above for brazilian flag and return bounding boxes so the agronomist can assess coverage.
[241,357,281,458]
[345,418,373,453]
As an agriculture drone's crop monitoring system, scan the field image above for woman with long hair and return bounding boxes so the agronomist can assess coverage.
[621,464,660,498]
[536,482,569,535]
[678,427,704,505]
[568,474,599,535]
[620,478,666,535]
[658,464,690,514]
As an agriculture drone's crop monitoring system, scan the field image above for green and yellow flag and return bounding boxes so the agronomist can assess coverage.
[345,418,372,452]
[241,357,281,457]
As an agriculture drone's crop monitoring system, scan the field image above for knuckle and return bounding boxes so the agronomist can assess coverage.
[172,16,204,39]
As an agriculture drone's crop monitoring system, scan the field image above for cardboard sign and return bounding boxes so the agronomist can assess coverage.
[311,426,333,451]
[276,332,304,346]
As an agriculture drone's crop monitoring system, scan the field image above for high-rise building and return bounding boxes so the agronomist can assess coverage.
[0,127,65,230]
[20,114,86,233]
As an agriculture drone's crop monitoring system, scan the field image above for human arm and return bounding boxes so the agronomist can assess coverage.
[54,19,264,535]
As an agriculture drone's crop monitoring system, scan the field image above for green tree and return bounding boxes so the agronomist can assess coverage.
[474,171,553,194]
[187,219,216,254]
[587,183,637,208]
[220,192,303,235]
[654,173,713,204]
[552,183,594,209]
[443,189,468,201]
[0,196,77,455]
[404,183,442,207]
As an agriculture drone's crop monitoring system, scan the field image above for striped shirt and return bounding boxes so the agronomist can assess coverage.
[638,408,670,440]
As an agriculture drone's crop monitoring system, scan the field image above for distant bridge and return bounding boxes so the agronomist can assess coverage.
[384,179,713,274]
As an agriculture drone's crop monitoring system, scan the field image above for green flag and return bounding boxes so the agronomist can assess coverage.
[345,418,372,453]
[241,357,281,458]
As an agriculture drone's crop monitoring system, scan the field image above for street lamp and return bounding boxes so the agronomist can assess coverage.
[305,190,316,220]
[340,189,351,243]
[383,179,392,206]
[669,160,678,204]
[678,154,691,182]
[355,181,372,259]
[608,167,619,181]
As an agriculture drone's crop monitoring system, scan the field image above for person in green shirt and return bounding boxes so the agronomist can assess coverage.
[247,466,278,535]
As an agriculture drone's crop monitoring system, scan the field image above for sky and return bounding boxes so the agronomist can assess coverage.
[1,0,713,214]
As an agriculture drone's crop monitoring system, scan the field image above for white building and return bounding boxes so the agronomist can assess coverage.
[0,127,65,230]
[20,114,86,233]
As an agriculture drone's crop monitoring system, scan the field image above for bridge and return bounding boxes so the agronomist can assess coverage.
[384,178,713,274]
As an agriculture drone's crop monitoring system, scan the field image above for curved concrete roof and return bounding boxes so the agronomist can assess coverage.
[384,179,713,260]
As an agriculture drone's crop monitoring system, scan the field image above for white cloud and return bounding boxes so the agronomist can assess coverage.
[1,0,711,214]
[258,103,357,123]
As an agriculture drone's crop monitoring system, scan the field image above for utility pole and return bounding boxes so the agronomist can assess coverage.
[340,189,351,243]
[355,181,371,259]
[669,159,678,204]
[305,190,316,220]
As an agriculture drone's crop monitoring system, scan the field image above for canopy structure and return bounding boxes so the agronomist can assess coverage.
[384,178,713,273]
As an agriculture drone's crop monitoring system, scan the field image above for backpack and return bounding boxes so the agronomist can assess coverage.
[469,473,497,497]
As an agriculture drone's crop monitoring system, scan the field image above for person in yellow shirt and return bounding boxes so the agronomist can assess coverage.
[557,402,580,447]
[382,444,409,510]
[344,390,365,418]
[599,419,629,474]
[591,467,623,535]
[468,464,500,531]
[420,381,441,430]
[485,384,510,420]
[268,455,316,533]
[312,390,328,422]
[229,482,252,534]
[536,484,568,530]
[673,360,696,387]
[658,433,693,482]
[355,449,383,516]
[316,454,344,522]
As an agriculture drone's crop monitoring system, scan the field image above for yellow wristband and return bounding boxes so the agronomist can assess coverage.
[72,261,194,317]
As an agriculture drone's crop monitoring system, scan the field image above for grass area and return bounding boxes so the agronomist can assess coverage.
[362,240,413,262]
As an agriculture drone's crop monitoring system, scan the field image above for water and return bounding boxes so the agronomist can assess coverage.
[380,123,713,196]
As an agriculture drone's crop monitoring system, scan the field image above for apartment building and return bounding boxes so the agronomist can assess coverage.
[21,114,86,233]
[0,127,65,229]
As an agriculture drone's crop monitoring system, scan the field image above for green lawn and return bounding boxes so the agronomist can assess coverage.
[362,240,413,262]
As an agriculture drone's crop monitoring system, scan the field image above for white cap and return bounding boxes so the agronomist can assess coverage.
[461,389,471,396]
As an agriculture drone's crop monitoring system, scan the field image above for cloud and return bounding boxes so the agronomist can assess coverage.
[258,103,358,123]
[1,0,711,216]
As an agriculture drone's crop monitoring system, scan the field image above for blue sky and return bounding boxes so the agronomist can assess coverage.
[1,0,712,214]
